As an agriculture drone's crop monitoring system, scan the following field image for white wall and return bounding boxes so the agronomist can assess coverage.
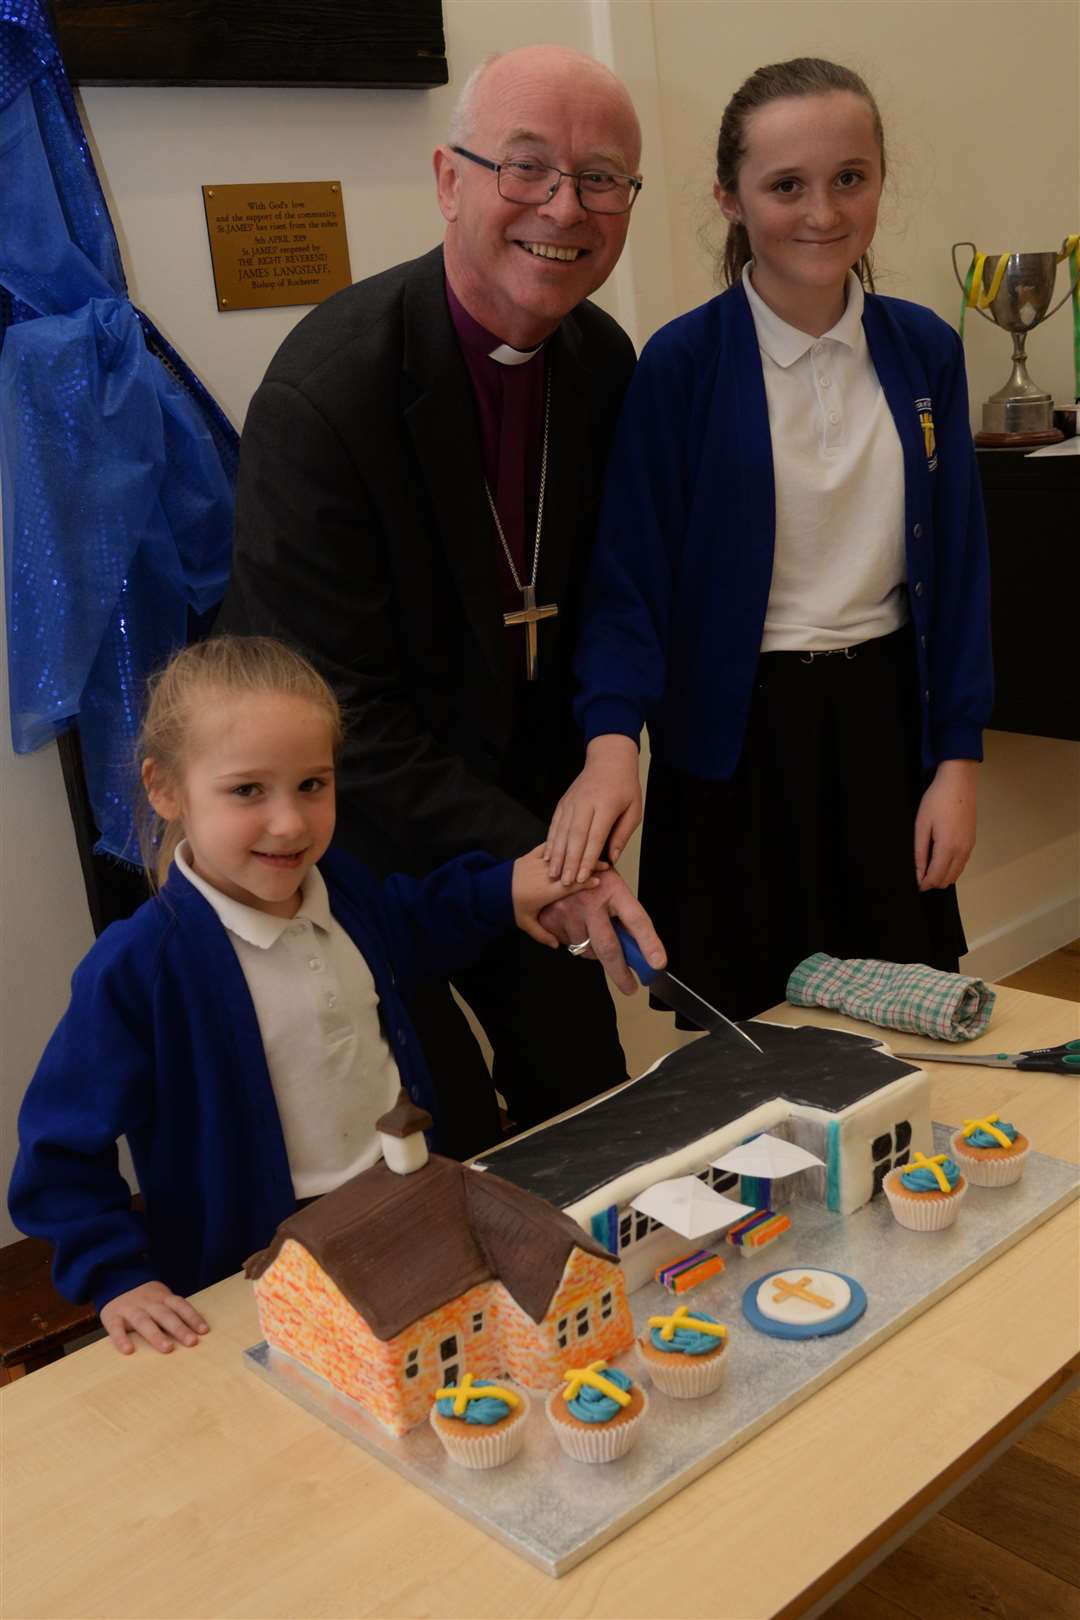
[0,579,96,1246]
[3,0,1078,1242]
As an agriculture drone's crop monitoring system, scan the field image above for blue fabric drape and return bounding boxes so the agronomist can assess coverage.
[0,0,237,861]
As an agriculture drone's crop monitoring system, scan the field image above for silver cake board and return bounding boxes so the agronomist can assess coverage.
[243,1126,1079,1578]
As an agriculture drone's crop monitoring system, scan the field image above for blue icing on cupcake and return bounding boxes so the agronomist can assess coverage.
[435,1391,513,1426]
[900,1156,962,1194]
[965,1119,1019,1149]
[649,1311,724,1357]
[567,1365,633,1424]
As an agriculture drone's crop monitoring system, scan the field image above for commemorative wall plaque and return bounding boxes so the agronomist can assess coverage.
[202,182,352,311]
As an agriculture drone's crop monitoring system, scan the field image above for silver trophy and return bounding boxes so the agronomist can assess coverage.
[952,243,1078,444]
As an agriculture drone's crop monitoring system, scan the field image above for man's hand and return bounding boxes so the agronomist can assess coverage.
[914,759,979,891]
[539,869,665,995]
[100,1281,210,1356]
[544,735,642,884]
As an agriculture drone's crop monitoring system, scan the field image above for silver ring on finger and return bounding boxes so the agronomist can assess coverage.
[567,938,591,957]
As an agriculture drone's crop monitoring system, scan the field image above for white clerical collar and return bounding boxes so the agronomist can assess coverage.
[488,340,543,366]
[742,262,864,368]
[174,840,332,948]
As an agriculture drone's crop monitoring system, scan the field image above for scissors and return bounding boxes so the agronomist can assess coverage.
[898,1040,1080,1075]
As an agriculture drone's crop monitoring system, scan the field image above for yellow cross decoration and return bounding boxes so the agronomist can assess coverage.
[771,1274,833,1310]
[647,1303,728,1343]
[962,1114,1012,1148]
[920,409,936,463]
[560,1360,632,1407]
[434,1371,520,1416]
[906,1150,954,1193]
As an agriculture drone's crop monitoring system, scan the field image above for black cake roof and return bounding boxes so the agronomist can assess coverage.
[474,1021,919,1211]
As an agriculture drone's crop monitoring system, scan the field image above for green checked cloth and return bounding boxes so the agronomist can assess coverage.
[786,952,996,1042]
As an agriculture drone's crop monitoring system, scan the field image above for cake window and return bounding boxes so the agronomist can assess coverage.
[404,1347,419,1378]
[619,1214,632,1249]
[634,1210,650,1242]
[576,1307,591,1337]
[895,1149,910,1167]
[895,1120,912,1150]
[471,1311,484,1334]
[600,1289,613,1320]
[871,1132,892,1162]
[714,1172,738,1194]
[871,1161,890,1198]
[556,1314,569,1350]
[439,1334,458,1360]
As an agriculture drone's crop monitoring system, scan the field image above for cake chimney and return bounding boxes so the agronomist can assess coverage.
[375,1089,433,1175]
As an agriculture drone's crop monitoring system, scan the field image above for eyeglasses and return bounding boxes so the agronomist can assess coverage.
[450,146,642,215]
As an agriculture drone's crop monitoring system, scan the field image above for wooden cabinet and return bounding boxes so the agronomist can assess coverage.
[978,447,1079,742]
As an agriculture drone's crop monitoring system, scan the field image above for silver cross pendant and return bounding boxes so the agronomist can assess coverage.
[503,584,558,680]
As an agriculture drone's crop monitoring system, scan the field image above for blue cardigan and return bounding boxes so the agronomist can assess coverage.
[575,282,993,778]
[9,847,513,1312]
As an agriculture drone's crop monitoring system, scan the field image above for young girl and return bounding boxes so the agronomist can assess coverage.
[544,58,992,1020]
[10,636,600,1356]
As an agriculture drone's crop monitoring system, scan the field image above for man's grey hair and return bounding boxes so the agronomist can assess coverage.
[447,54,501,148]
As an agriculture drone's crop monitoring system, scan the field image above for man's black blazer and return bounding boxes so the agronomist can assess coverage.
[219,245,637,876]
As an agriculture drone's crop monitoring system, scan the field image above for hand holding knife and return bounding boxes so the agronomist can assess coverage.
[612,923,765,1058]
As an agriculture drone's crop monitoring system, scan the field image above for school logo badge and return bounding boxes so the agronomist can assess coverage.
[916,397,937,470]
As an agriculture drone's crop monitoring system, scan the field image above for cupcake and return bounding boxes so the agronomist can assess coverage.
[637,1303,729,1398]
[884,1151,967,1231]
[950,1115,1030,1187]
[545,1361,647,1463]
[429,1373,529,1469]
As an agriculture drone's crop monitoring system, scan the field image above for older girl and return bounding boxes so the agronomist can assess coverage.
[546,58,991,1020]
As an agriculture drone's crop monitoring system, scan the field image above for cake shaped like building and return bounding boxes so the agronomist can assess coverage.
[246,1093,634,1435]
[475,1022,929,1290]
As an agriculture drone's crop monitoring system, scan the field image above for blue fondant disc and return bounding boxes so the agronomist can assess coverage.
[741,1269,867,1339]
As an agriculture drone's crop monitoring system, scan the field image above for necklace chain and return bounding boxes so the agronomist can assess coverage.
[483,372,551,593]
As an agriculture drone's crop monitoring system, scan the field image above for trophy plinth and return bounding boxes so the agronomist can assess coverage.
[953,244,1078,447]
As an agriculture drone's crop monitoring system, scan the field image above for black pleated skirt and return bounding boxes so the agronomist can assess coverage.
[639,624,968,1022]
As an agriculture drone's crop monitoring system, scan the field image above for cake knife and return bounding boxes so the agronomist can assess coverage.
[612,923,765,1057]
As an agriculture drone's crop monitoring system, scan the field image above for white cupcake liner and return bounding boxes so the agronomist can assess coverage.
[637,1339,727,1399]
[884,1170,967,1231]
[545,1385,647,1463]
[950,1133,1030,1187]
[429,1389,530,1469]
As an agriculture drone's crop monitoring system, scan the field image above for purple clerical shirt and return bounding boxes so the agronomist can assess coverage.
[444,278,547,619]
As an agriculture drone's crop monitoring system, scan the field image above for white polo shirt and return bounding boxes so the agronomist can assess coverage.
[175,844,403,1197]
[742,264,908,653]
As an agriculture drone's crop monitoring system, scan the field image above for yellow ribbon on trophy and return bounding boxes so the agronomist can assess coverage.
[965,250,1009,312]
[1062,236,1080,400]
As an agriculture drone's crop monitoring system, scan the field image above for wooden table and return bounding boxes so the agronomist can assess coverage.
[3,986,1078,1620]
